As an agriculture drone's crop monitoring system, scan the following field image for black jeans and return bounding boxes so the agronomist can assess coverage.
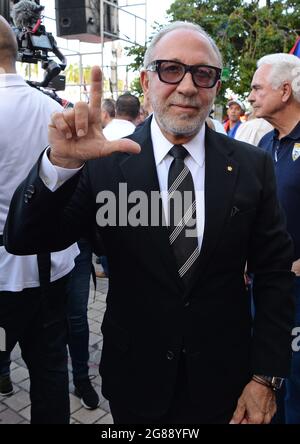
[67,239,92,383]
[0,275,70,424]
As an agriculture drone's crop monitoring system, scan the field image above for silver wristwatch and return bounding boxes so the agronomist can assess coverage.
[256,375,284,391]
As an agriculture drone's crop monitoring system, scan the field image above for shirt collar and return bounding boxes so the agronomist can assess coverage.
[0,74,28,88]
[273,121,300,141]
[151,115,206,168]
[106,119,136,129]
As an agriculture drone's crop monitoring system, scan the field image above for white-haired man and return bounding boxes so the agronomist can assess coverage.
[249,53,300,424]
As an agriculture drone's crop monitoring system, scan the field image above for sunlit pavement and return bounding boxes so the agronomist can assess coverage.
[0,273,112,425]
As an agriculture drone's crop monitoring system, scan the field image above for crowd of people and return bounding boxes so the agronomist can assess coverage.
[0,14,299,425]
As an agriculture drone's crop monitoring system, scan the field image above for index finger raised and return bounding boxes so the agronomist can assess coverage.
[89,66,102,123]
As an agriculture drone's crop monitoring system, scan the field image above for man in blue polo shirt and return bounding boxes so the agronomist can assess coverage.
[249,52,300,424]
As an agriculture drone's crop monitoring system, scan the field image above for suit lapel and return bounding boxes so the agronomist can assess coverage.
[119,121,239,296]
[187,128,240,294]
[120,118,184,292]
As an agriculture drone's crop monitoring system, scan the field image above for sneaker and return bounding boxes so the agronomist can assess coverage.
[0,375,14,397]
[74,378,100,410]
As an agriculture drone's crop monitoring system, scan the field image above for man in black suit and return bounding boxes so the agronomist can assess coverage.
[4,22,295,424]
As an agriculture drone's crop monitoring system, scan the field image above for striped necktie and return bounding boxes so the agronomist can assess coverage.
[168,145,199,285]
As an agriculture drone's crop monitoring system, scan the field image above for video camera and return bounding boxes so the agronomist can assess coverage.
[11,0,67,90]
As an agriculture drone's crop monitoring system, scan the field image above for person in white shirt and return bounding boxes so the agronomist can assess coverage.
[235,115,273,146]
[0,16,78,424]
[101,98,116,129]
[206,116,227,134]
[103,92,140,141]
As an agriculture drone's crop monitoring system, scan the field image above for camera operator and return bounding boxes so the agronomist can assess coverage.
[11,0,67,89]
[0,15,79,424]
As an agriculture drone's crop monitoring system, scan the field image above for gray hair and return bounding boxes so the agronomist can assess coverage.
[257,53,300,103]
[102,98,116,118]
[143,21,223,69]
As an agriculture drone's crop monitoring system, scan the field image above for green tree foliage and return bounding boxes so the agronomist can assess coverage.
[126,45,147,73]
[126,1,300,101]
[130,76,143,97]
[168,0,300,99]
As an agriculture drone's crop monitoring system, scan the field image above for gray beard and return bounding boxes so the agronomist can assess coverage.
[156,112,205,138]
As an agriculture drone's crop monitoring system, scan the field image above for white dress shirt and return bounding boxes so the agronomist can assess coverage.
[151,117,205,250]
[103,118,136,141]
[0,74,79,292]
[40,115,206,252]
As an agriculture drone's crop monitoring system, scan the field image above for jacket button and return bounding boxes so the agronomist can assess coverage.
[167,351,175,361]
[27,185,35,195]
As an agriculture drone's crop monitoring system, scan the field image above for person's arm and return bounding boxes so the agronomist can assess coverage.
[4,151,91,255]
[230,151,295,424]
[248,152,295,375]
[39,147,84,192]
[4,66,140,255]
[48,66,140,169]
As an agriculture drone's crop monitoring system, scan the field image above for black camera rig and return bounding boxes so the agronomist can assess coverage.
[10,1,67,90]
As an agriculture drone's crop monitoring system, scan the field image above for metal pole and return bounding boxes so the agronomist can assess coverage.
[79,53,83,101]
[116,45,119,95]
[100,0,105,71]
[145,0,148,42]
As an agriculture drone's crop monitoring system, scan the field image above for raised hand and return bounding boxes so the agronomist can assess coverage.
[48,66,141,168]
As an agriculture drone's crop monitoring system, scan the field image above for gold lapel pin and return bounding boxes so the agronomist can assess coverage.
[227,166,233,172]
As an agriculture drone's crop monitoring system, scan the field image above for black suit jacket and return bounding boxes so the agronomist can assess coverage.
[4,118,295,420]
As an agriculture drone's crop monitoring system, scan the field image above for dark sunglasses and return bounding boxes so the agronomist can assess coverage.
[146,60,222,88]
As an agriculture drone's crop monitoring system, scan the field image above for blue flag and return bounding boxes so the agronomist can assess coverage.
[290,37,300,57]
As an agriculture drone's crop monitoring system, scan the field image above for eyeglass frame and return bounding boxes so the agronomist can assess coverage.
[146,59,222,89]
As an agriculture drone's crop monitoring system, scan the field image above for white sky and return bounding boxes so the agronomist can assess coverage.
[18,1,269,103]
[41,1,173,44]
[34,0,174,100]
[147,0,173,33]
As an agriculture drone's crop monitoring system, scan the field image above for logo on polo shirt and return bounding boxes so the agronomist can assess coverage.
[292,144,300,162]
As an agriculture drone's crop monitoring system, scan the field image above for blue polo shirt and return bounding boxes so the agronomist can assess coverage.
[259,122,300,260]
